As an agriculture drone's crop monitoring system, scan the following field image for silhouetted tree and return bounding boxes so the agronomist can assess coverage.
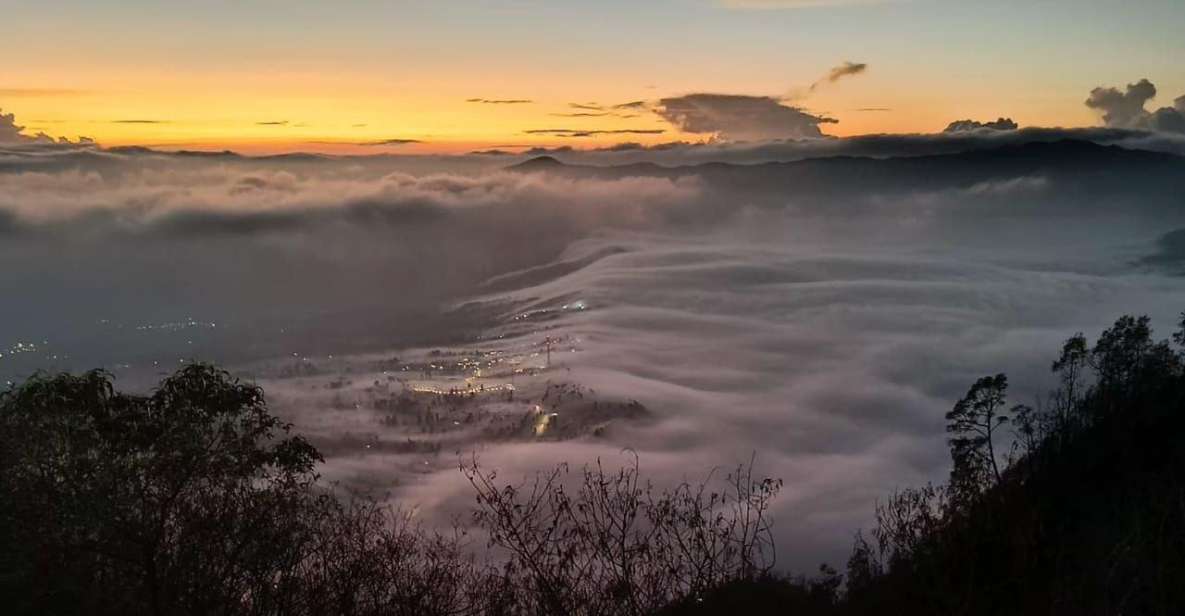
[1049,332,1089,435]
[462,455,782,616]
[0,365,327,615]
[1172,310,1185,349]
[844,531,882,596]
[9,309,1185,616]
[872,484,946,568]
[848,312,1185,615]
[0,364,804,616]
[945,374,1010,507]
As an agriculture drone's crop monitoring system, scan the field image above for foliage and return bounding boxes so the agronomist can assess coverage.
[0,365,795,615]
[844,312,1185,615]
[945,374,1010,507]
[0,365,492,616]
[5,309,1185,615]
[0,365,328,615]
[463,455,781,616]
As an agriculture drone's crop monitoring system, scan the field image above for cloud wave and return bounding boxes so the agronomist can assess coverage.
[656,93,837,140]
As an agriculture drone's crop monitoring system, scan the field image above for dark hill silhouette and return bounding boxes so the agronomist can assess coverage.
[511,139,1184,177]
[508,154,567,171]
[678,312,1185,616]
[508,140,1185,212]
[835,313,1185,616]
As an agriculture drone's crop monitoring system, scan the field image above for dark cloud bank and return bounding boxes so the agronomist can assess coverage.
[1,108,93,146]
[944,117,1018,133]
[655,93,837,140]
[515,125,1185,167]
[1086,78,1185,133]
[4,79,1185,569]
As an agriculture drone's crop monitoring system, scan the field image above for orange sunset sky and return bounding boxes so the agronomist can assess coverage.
[3,0,1183,154]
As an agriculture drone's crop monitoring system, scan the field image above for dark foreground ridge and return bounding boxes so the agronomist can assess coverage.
[2,311,1184,615]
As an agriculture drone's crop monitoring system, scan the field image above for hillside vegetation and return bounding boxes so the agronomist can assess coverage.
[3,312,1184,615]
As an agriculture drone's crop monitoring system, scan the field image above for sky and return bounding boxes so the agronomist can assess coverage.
[2,0,1185,153]
[4,123,1185,568]
[4,0,1185,568]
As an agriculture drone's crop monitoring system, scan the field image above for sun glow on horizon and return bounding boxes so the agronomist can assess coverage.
[3,0,1184,154]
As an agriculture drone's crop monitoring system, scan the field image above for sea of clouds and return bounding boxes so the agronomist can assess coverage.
[2,135,1185,570]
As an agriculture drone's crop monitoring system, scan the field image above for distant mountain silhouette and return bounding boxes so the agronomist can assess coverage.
[107,146,243,159]
[105,145,159,155]
[255,152,332,162]
[508,155,567,171]
[508,140,1185,212]
[512,140,1183,175]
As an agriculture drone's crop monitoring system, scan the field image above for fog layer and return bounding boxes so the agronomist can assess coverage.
[2,134,1184,569]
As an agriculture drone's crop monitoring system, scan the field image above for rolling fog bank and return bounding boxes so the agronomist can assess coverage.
[2,136,1185,567]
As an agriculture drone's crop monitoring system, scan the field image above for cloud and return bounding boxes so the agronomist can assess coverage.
[357,139,424,146]
[0,109,27,143]
[525,128,666,138]
[467,98,533,105]
[525,146,574,155]
[0,108,93,146]
[811,61,868,91]
[1086,79,1157,127]
[257,120,289,126]
[506,126,1185,166]
[1085,79,1185,134]
[554,102,652,119]
[550,112,612,118]
[0,158,702,236]
[373,198,1185,568]
[0,88,87,97]
[592,141,694,152]
[112,119,170,124]
[943,117,1018,133]
[551,111,643,119]
[1152,95,1185,133]
[655,93,837,140]
[3,128,1185,573]
[1139,227,1185,272]
[827,61,867,82]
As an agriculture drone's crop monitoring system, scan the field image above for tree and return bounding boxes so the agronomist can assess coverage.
[847,313,1185,615]
[945,374,1010,507]
[871,484,946,569]
[1050,333,1089,431]
[0,365,327,616]
[844,531,882,596]
[1090,315,1182,415]
[1,364,798,616]
[1172,310,1185,350]
[1091,315,1154,394]
[462,455,782,616]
